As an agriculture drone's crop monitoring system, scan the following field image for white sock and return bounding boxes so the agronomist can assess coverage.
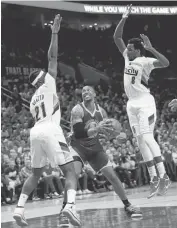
[156,162,166,178]
[147,166,157,181]
[67,189,76,204]
[137,139,157,180]
[18,193,28,207]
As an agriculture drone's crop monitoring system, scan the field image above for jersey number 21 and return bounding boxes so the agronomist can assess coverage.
[35,102,46,121]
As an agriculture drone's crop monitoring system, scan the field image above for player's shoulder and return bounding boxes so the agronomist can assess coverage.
[123,49,128,58]
[97,105,104,112]
[139,56,156,64]
[71,104,84,116]
[44,72,56,86]
[97,105,107,118]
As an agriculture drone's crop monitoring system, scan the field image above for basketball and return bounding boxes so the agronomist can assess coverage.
[100,118,122,139]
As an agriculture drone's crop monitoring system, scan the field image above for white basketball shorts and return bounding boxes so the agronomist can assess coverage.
[126,93,156,137]
[30,122,73,168]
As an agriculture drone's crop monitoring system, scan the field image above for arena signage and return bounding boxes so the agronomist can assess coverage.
[5,66,42,76]
[4,2,177,15]
[84,5,177,15]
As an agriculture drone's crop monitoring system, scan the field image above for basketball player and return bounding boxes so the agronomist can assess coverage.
[113,5,170,198]
[59,85,142,223]
[169,99,177,112]
[13,15,80,227]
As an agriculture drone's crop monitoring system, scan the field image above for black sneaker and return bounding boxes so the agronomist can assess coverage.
[125,204,143,218]
[147,176,160,199]
[158,174,171,196]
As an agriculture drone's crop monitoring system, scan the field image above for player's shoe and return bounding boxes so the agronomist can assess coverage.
[158,174,171,196]
[62,203,81,226]
[13,206,28,226]
[147,176,160,199]
[124,204,143,218]
[82,189,93,194]
[59,212,70,227]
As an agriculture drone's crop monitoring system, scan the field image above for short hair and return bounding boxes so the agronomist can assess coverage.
[82,85,95,93]
[29,70,41,85]
[128,38,145,56]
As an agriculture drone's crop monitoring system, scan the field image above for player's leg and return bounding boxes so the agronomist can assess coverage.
[59,159,83,227]
[58,144,85,227]
[136,134,160,198]
[48,132,81,227]
[89,150,142,218]
[62,159,83,210]
[127,103,159,198]
[13,129,46,226]
[138,103,170,196]
[62,146,84,208]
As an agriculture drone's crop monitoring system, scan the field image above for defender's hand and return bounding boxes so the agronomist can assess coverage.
[51,14,62,33]
[122,5,132,18]
[140,34,153,51]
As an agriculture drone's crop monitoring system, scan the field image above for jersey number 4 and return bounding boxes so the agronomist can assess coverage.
[131,76,136,84]
[35,102,46,121]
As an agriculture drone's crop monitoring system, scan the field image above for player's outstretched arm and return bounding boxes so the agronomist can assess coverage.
[113,5,132,54]
[140,34,169,68]
[48,14,62,79]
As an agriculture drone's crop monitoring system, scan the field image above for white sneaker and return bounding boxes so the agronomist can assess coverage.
[13,207,28,226]
[62,203,81,227]
[53,192,60,197]
[77,190,83,195]
[83,189,92,194]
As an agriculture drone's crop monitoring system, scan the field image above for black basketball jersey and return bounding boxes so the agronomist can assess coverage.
[80,102,103,131]
[71,102,104,148]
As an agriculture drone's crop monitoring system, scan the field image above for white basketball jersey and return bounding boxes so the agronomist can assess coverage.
[123,49,157,99]
[30,73,61,126]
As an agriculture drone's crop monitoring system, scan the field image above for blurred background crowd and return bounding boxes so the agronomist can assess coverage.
[1,2,177,205]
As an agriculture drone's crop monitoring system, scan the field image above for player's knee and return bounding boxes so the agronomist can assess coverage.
[74,161,83,177]
[32,167,44,179]
[61,162,76,177]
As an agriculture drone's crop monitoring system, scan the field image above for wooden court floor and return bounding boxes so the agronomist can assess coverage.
[1,183,177,228]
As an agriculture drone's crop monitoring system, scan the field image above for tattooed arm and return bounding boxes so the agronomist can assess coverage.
[71,104,84,126]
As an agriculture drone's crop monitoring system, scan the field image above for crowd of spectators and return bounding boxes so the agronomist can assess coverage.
[2,13,177,205]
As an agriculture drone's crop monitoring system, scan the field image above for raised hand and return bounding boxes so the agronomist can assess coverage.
[51,14,62,34]
[140,34,153,51]
[168,99,177,112]
[122,4,132,18]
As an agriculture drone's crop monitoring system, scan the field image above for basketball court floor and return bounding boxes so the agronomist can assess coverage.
[1,183,177,228]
